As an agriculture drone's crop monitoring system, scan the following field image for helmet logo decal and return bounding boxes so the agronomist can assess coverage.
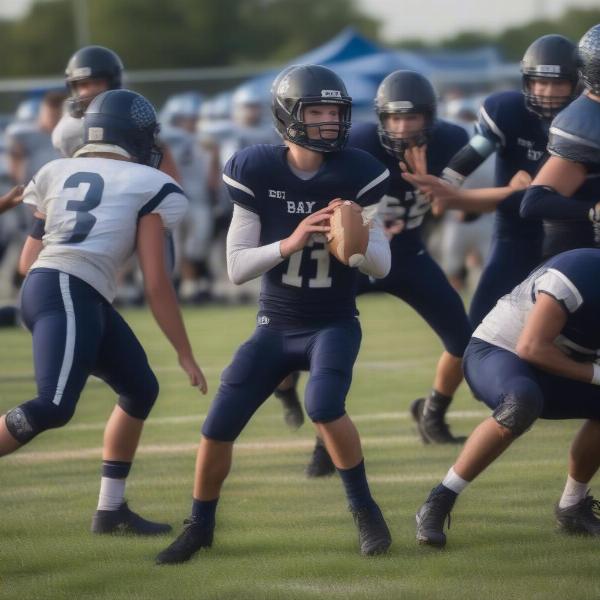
[277,77,291,96]
[535,65,562,74]
[72,66,92,78]
[88,127,104,141]
[321,89,342,98]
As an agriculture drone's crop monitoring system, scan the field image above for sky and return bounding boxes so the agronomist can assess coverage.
[0,0,598,43]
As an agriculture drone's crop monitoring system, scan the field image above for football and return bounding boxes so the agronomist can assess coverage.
[326,200,369,266]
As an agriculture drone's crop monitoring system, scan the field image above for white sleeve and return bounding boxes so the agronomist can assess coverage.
[226,204,284,285]
[358,203,391,279]
[22,172,44,214]
[534,268,583,313]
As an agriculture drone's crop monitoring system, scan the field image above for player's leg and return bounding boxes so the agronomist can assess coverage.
[0,270,98,456]
[537,380,600,535]
[304,319,391,556]
[387,250,471,444]
[156,327,291,564]
[90,305,167,535]
[416,338,543,547]
[273,371,304,430]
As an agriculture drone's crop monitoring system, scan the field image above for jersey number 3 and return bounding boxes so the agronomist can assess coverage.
[63,172,104,244]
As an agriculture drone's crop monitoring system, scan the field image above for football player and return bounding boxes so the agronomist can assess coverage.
[52,45,180,181]
[2,89,207,535]
[519,24,600,258]
[156,64,392,564]
[405,35,580,328]
[415,247,600,547]
[159,92,215,303]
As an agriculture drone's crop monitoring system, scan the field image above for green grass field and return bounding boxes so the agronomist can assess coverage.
[1,294,598,600]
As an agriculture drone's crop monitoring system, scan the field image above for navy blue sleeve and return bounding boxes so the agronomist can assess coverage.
[477,91,519,149]
[497,189,526,217]
[354,154,390,207]
[223,148,260,213]
[520,185,594,220]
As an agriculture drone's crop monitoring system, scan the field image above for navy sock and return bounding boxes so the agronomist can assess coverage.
[337,459,375,511]
[191,497,218,527]
[102,460,131,479]
[430,483,458,500]
[425,390,452,416]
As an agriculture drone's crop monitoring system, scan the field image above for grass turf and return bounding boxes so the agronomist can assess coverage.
[0,294,598,600]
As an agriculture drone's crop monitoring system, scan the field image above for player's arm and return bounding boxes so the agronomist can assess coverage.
[227,202,342,285]
[357,203,391,279]
[402,169,531,215]
[136,213,207,393]
[18,209,45,275]
[516,292,599,385]
[441,132,498,186]
[520,155,592,220]
[0,185,24,215]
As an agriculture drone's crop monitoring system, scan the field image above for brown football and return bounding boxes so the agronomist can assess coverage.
[326,200,369,266]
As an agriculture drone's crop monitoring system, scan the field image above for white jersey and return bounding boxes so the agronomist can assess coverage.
[473,265,583,355]
[23,157,187,302]
[52,113,85,157]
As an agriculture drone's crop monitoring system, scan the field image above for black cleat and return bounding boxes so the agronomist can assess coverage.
[305,438,336,478]
[274,372,304,430]
[410,397,466,445]
[155,518,214,565]
[555,494,600,536]
[415,485,457,547]
[351,502,392,556]
[91,502,172,536]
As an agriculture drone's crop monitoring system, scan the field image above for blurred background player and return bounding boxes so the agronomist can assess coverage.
[4,88,206,535]
[156,64,393,564]
[159,92,215,303]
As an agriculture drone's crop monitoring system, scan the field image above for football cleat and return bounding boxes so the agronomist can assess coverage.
[555,494,600,536]
[410,397,466,445]
[351,502,392,556]
[305,438,336,478]
[155,518,214,565]
[415,485,457,547]
[91,501,172,536]
[274,372,304,430]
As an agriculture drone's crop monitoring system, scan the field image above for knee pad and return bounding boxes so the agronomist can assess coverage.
[492,391,542,437]
[304,370,348,423]
[5,407,38,444]
[117,373,159,420]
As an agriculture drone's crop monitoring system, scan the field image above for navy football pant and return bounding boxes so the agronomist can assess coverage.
[17,269,158,437]
[464,338,600,420]
[202,319,362,441]
[469,237,543,328]
[358,248,471,357]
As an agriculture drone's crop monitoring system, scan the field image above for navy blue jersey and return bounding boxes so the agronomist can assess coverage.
[478,90,548,238]
[548,94,600,174]
[542,248,600,356]
[223,144,389,325]
[348,119,468,252]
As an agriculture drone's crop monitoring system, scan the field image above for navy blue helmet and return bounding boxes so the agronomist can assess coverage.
[271,64,352,152]
[65,45,124,118]
[374,70,436,160]
[520,34,579,119]
[83,90,162,168]
[578,24,600,95]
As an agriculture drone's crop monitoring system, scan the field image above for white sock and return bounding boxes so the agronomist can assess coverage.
[442,466,470,495]
[97,477,126,511]
[558,475,588,509]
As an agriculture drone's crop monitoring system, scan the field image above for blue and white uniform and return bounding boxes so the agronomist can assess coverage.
[14,156,187,441]
[349,120,472,358]
[202,144,390,441]
[520,93,600,258]
[465,248,600,420]
[468,91,547,327]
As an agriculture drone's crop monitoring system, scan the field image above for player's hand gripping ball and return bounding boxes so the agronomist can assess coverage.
[326,200,369,267]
